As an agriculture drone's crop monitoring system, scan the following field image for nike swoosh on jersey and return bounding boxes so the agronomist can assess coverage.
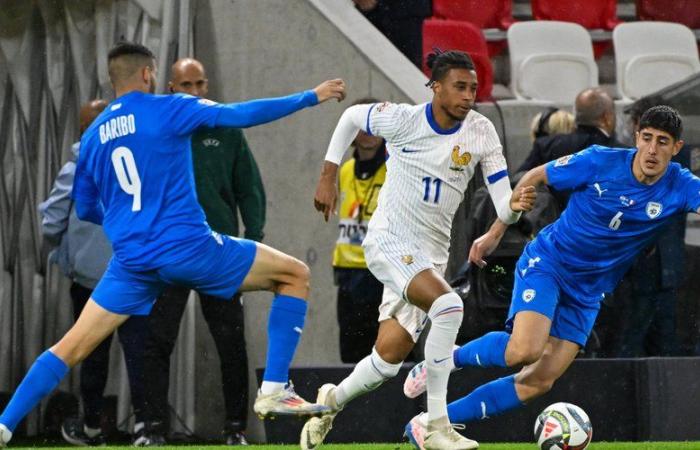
[401,148,420,153]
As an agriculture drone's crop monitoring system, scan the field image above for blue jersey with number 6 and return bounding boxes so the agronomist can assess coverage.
[74,92,224,270]
[528,145,700,299]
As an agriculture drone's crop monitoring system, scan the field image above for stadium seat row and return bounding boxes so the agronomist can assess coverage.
[431,0,700,31]
[423,20,700,103]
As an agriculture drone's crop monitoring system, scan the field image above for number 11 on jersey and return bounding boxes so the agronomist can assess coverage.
[111,146,142,211]
[422,176,442,203]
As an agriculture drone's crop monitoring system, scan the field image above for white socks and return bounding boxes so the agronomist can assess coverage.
[425,292,464,422]
[335,347,402,406]
[260,381,286,395]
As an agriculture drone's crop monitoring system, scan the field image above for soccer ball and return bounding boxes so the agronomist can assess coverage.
[533,402,592,450]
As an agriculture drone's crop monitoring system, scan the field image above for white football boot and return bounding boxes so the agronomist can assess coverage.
[300,384,343,450]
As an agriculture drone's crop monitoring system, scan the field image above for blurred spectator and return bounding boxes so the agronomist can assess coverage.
[139,58,264,446]
[354,0,431,67]
[518,87,624,211]
[613,98,690,357]
[332,97,387,363]
[528,107,575,143]
[39,99,148,446]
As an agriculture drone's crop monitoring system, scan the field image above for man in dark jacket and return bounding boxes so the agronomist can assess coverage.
[139,58,265,446]
[518,87,624,211]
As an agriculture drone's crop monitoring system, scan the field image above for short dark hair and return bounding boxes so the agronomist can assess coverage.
[638,105,683,141]
[107,41,155,83]
[108,41,155,62]
[425,49,476,87]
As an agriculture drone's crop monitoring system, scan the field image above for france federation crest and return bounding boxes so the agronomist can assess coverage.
[646,202,662,219]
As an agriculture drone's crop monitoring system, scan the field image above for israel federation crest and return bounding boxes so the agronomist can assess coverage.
[646,202,662,219]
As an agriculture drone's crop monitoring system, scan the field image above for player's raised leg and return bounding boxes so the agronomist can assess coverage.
[404,254,558,400]
[238,242,330,418]
[406,269,477,450]
[0,301,128,447]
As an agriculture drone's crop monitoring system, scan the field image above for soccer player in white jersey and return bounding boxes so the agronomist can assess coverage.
[302,50,536,450]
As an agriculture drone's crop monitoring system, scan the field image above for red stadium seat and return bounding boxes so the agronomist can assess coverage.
[636,0,700,29]
[422,19,494,102]
[431,0,515,57]
[432,0,515,29]
[531,0,620,30]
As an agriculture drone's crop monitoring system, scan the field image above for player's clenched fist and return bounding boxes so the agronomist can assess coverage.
[510,185,536,212]
[314,79,346,103]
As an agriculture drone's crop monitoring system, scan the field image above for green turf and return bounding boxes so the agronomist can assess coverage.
[7,443,700,450]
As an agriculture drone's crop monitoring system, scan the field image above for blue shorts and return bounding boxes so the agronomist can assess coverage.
[92,234,257,315]
[505,252,601,347]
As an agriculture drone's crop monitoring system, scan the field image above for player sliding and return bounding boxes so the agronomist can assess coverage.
[403,105,700,449]
[305,49,535,450]
[0,42,345,447]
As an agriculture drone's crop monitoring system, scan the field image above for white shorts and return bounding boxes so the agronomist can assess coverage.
[363,231,446,343]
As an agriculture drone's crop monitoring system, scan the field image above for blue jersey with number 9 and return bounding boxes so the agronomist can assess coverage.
[74,91,225,270]
[529,145,700,298]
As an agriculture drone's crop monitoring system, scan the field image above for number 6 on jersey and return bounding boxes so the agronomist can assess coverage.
[111,146,142,211]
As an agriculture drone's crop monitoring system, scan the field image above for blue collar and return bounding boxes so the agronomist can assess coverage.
[425,103,462,135]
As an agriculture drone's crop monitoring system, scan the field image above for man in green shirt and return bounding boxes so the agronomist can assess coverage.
[139,58,265,446]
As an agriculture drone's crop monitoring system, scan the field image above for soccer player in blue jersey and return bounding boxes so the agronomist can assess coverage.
[402,105,700,448]
[0,42,346,446]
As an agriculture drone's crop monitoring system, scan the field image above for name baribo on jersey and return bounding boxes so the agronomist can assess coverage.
[99,114,136,144]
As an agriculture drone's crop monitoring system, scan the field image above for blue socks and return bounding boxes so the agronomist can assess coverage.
[0,350,69,432]
[263,295,307,383]
[453,331,510,368]
[447,375,523,424]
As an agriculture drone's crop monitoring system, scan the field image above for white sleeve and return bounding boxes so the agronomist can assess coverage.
[487,176,521,225]
[480,120,521,225]
[324,104,372,165]
[366,102,405,141]
[479,120,508,182]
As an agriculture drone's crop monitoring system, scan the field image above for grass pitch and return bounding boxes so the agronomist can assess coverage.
[7,443,700,449]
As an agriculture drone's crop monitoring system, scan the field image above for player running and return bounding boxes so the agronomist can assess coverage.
[0,42,345,447]
[403,105,700,449]
[304,50,535,450]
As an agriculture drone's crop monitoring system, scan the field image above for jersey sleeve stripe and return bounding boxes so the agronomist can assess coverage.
[486,169,508,184]
[365,103,377,136]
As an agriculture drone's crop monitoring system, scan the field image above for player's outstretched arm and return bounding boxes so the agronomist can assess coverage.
[214,79,346,129]
[314,103,374,221]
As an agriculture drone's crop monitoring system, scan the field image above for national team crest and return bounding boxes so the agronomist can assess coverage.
[522,289,536,303]
[450,145,471,171]
[646,202,663,219]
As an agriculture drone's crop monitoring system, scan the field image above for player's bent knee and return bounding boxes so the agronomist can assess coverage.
[506,341,544,366]
[370,347,403,381]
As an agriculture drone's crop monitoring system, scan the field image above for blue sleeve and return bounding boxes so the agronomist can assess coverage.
[168,90,318,136]
[214,90,318,128]
[38,160,75,245]
[680,168,700,213]
[72,149,104,225]
[75,201,104,225]
[545,147,600,191]
[166,94,226,136]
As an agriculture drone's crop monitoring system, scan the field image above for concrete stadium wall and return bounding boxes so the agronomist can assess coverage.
[191,0,430,440]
